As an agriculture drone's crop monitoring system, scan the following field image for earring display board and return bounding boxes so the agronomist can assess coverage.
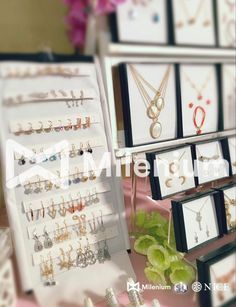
[171,190,223,252]
[197,241,236,307]
[179,64,219,137]
[170,0,216,46]
[221,64,236,130]
[0,54,135,307]
[216,0,236,48]
[111,0,168,44]
[228,135,236,175]
[147,145,195,200]
[192,138,229,185]
[217,183,236,234]
[119,63,178,147]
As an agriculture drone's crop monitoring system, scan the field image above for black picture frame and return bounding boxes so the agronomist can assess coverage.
[214,181,236,234]
[190,137,231,186]
[171,190,224,253]
[118,62,181,147]
[197,241,236,307]
[146,144,196,200]
[169,0,218,47]
[177,63,222,138]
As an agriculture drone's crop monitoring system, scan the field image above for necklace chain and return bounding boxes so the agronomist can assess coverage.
[184,69,212,97]
[184,197,209,215]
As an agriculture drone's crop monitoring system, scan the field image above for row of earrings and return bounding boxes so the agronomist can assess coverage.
[33,212,105,252]
[194,224,210,243]
[27,190,100,222]
[23,171,97,195]
[40,240,110,284]
[17,142,93,166]
[13,117,91,136]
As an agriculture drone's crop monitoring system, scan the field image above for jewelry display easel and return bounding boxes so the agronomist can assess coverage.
[96,15,236,234]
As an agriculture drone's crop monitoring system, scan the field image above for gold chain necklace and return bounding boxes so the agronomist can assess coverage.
[129,64,171,139]
[197,145,220,162]
[176,0,211,28]
[184,69,212,100]
[184,197,209,231]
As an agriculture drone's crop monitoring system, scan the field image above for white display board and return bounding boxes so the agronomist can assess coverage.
[0,57,135,306]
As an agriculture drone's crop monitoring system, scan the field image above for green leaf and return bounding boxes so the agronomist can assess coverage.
[170,265,195,285]
[144,266,167,285]
[134,235,157,255]
[147,245,170,270]
[135,210,147,228]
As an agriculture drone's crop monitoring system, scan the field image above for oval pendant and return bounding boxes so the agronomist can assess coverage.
[156,97,165,111]
[150,121,162,139]
[146,103,159,119]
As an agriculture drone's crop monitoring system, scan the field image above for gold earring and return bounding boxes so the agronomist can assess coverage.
[48,201,57,219]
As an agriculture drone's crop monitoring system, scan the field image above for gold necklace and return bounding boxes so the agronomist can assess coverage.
[176,0,211,28]
[224,192,236,230]
[197,145,220,162]
[185,69,212,101]
[129,64,171,139]
[184,197,209,231]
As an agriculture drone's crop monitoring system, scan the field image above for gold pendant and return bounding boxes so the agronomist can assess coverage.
[149,121,162,139]
[155,97,165,111]
[146,102,159,119]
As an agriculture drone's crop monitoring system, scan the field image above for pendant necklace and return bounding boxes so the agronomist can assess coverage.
[224,0,236,47]
[184,197,209,231]
[197,144,220,162]
[229,141,236,168]
[176,0,211,28]
[224,192,236,230]
[129,64,171,139]
[157,151,187,187]
[211,265,236,302]
[185,69,212,134]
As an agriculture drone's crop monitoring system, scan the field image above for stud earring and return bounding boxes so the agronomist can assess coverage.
[76,241,88,268]
[89,171,96,180]
[194,232,198,243]
[33,231,43,252]
[72,168,80,184]
[43,227,53,249]
[81,172,89,182]
[85,238,96,265]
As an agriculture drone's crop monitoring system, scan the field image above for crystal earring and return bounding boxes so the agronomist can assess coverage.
[76,241,88,268]
[43,227,53,249]
[33,231,43,252]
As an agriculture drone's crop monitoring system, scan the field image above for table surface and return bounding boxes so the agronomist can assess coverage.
[1,177,235,307]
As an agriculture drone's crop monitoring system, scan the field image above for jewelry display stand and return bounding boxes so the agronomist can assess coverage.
[0,54,135,306]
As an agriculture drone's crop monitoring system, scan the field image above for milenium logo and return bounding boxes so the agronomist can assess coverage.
[127,281,171,292]
[5,139,70,190]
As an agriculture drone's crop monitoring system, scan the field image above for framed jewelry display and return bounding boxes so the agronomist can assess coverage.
[197,241,236,307]
[171,190,223,253]
[216,0,236,48]
[221,64,236,130]
[178,64,220,137]
[146,145,196,200]
[0,54,135,307]
[228,135,236,175]
[192,138,230,185]
[170,0,216,46]
[119,63,179,147]
[217,182,236,234]
[110,0,169,44]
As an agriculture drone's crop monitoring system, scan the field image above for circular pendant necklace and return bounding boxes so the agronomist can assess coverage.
[129,64,171,139]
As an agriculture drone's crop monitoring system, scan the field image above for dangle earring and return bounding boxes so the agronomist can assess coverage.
[29,149,37,164]
[48,201,57,219]
[40,255,55,285]
[206,225,210,237]
[58,197,67,217]
[103,240,111,261]
[27,207,34,222]
[88,214,98,235]
[93,188,99,204]
[43,227,53,249]
[24,181,33,195]
[67,195,75,214]
[97,211,105,232]
[194,232,198,243]
[65,245,75,270]
[85,191,92,206]
[69,144,77,158]
[33,231,43,252]
[89,171,96,180]
[74,118,82,130]
[76,241,88,268]
[40,202,45,219]
[18,155,26,166]
[54,120,63,132]
[57,249,68,270]
[49,150,57,162]
[78,143,84,155]
[85,238,97,265]
[45,180,53,192]
[36,121,44,134]
[64,119,73,131]
[14,123,23,136]
[44,120,53,133]
[34,177,42,194]
[86,142,93,154]
[97,241,105,263]
[77,192,85,211]
[79,214,87,236]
